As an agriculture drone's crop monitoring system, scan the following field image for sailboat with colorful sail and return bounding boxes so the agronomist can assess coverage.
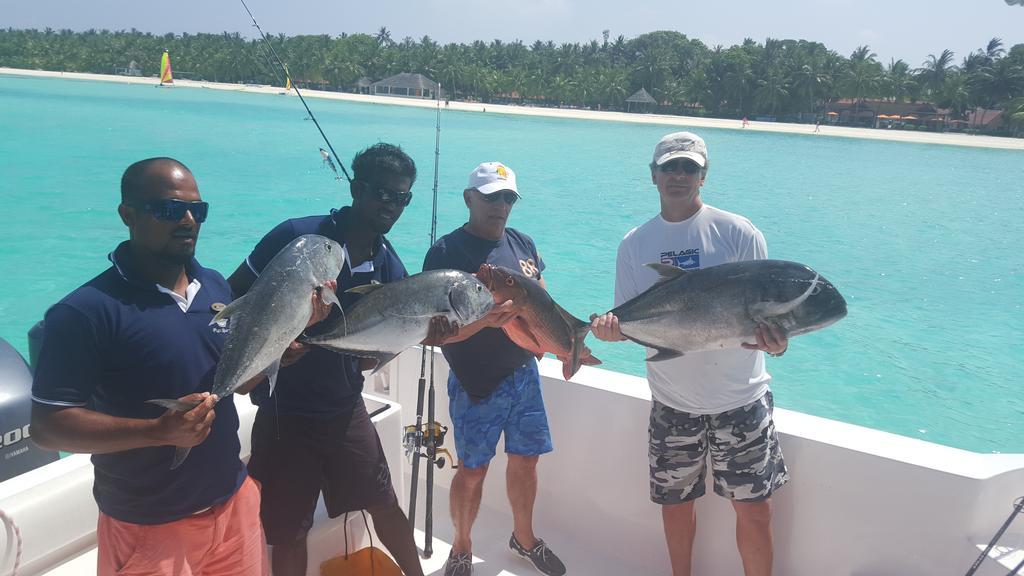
[158,51,174,87]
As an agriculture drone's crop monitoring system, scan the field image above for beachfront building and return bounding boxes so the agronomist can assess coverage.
[371,73,441,99]
[826,98,951,130]
[625,87,657,113]
[352,76,373,95]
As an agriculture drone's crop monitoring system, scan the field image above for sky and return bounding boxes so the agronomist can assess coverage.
[3,0,1023,67]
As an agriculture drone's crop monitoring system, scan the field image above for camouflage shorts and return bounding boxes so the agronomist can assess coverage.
[649,392,788,504]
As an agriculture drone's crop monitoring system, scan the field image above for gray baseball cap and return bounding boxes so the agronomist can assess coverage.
[652,131,707,168]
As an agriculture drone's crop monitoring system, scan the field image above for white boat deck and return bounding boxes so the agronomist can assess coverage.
[3,347,1024,576]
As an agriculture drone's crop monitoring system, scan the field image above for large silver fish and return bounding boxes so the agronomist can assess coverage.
[609,260,847,361]
[148,234,344,468]
[302,269,494,370]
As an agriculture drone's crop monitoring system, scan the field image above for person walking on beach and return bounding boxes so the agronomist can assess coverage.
[742,116,749,128]
[423,162,566,576]
[227,144,452,576]
[31,158,268,576]
[591,132,789,576]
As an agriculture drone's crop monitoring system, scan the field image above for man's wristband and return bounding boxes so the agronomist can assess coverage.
[768,348,786,358]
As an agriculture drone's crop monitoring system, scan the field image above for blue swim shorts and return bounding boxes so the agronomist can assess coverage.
[447,359,553,469]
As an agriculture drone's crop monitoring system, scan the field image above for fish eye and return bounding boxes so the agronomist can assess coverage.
[810,282,822,296]
[505,277,514,287]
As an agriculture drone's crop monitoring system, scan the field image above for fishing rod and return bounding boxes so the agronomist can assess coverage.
[406,82,450,559]
[965,496,1024,576]
[238,0,352,183]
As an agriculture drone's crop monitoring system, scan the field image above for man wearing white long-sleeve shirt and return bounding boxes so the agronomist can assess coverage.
[591,132,789,576]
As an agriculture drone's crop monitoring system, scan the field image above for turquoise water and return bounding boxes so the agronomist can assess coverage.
[2,75,1022,453]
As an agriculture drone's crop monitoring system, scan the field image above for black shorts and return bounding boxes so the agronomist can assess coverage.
[247,398,394,544]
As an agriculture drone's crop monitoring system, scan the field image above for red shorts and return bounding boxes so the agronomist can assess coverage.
[97,476,267,576]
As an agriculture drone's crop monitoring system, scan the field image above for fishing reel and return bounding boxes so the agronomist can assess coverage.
[403,422,457,469]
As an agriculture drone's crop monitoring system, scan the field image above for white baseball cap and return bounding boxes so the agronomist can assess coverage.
[652,132,708,168]
[467,162,520,196]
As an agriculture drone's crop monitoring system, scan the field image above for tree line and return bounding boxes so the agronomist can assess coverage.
[2,27,1023,133]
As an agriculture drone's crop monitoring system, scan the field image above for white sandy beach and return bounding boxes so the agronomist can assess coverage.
[4,67,1023,151]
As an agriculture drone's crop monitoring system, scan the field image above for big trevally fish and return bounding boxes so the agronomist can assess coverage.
[301,269,494,371]
[149,234,344,468]
[476,263,600,381]
[609,260,847,361]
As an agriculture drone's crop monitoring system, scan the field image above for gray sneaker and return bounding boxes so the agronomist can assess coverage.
[444,551,473,576]
[509,534,566,576]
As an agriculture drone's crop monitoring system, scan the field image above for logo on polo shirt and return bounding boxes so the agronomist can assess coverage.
[210,302,231,334]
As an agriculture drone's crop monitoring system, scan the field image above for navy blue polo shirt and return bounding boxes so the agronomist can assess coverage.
[244,207,408,417]
[31,242,246,525]
[423,226,545,400]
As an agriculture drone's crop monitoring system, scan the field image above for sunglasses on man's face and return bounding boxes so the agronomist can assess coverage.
[480,191,519,205]
[129,199,209,223]
[360,181,413,207]
[658,160,703,175]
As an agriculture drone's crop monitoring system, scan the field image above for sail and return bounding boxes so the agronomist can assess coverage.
[159,51,174,85]
[285,76,292,91]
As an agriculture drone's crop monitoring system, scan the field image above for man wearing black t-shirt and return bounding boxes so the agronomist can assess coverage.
[227,144,451,576]
[424,162,566,576]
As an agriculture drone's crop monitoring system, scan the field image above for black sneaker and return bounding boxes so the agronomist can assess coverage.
[444,551,473,576]
[509,534,566,576]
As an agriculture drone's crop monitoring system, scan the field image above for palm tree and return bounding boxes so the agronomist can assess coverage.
[917,49,957,99]
[842,46,882,124]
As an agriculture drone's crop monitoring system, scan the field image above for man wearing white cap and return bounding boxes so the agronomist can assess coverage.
[423,162,566,576]
[592,132,789,576]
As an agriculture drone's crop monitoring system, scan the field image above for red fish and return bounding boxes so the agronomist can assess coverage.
[476,263,600,380]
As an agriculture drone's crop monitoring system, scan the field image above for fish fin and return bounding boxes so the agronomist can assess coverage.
[210,295,248,325]
[748,273,820,323]
[319,286,341,309]
[147,398,202,412]
[644,263,688,286]
[646,347,684,362]
[581,354,601,366]
[503,317,544,356]
[345,281,383,295]
[170,447,191,470]
[368,352,400,374]
[564,322,594,380]
[265,357,282,398]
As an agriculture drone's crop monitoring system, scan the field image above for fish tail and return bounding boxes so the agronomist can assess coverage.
[170,447,191,469]
[565,323,592,380]
[147,398,202,412]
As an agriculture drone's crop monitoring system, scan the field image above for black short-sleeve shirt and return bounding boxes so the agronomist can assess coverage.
[422,226,545,399]
[31,242,246,525]
[243,207,408,417]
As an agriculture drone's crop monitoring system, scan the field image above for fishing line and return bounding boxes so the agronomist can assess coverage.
[238,0,352,183]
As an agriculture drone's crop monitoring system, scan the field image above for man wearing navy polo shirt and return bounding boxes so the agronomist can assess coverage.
[227,143,442,576]
[31,158,267,576]
[424,162,566,576]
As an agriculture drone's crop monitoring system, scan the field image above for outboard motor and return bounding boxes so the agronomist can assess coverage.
[0,336,59,483]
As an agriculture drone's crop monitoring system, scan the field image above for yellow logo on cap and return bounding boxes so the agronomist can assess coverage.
[495,165,508,179]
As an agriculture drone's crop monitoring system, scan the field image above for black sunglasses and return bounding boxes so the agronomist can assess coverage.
[359,180,413,207]
[128,199,209,223]
[480,191,519,205]
[658,160,702,175]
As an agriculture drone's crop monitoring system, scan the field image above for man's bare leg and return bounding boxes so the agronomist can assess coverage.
[449,462,489,554]
[733,498,773,576]
[662,501,697,576]
[506,454,539,547]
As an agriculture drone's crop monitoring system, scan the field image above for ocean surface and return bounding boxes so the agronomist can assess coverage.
[1,74,1022,453]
